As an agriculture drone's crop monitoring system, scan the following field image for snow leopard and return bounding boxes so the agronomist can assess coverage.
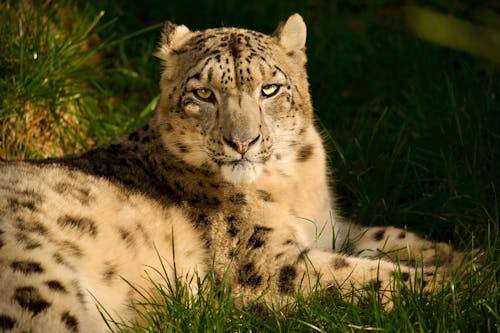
[0,14,463,332]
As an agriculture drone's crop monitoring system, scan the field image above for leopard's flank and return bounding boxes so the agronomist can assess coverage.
[1,14,462,332]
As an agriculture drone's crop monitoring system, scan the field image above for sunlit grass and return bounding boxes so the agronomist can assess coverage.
[107,240,497,332]
[0,1,155,159]
[0,1,104,158]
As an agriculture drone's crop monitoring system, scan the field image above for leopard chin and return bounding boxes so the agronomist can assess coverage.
[220,161,263,185]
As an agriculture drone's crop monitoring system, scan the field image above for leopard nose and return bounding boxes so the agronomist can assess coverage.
[223,135,260,155]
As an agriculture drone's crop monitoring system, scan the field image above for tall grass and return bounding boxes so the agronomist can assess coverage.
[110,250,497,332]
[1,0,498,331]
[0,1,101,158]
[0,1,155,159]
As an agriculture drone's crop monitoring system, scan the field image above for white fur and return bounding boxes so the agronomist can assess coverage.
[220,161,263,184]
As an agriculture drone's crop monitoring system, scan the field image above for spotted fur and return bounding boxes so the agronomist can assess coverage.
[0,14,463,331]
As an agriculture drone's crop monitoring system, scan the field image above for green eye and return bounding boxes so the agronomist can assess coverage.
[194,88,214,101]
[261,84,281,97]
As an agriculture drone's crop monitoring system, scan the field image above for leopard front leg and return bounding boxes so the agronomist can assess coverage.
[293,248,439,306]
[227,234,440,308]
[338,223,461,269]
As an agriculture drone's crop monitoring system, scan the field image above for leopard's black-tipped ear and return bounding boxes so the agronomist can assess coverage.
[154,21,192,60]
[273,13,307,54]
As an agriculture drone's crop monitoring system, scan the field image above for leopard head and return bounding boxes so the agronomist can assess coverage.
[154,14,313,184]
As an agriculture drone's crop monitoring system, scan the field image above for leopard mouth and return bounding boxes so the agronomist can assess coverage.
[223,159,259,174]
[219,160,263,184]
[217,154,260,166]
[226,159,255,168]
[229,157,254,164]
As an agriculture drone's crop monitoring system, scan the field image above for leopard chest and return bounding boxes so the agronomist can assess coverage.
[186,187,287,251]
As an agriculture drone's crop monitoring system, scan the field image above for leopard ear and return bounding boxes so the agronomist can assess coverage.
[155,21,192,60]
[273,13,307,54]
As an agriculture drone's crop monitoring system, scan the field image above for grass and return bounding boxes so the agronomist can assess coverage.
[103,251,498,332]
[1,0,499,332]
[0,1,156,159]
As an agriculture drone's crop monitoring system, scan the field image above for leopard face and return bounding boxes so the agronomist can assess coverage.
[154,15,313,184]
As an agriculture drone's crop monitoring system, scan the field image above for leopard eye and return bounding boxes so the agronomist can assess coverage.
[194,88,214,102]
[261,84,281,98]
